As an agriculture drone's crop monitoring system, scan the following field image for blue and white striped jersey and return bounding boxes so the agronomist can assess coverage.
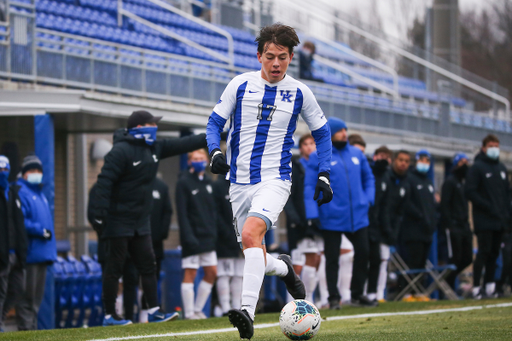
[208,71,328,185]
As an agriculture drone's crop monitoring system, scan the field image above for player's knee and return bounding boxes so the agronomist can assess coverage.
[242,228,259,248]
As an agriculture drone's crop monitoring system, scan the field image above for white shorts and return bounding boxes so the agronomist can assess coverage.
[182,251,218,270]
[291,248,305,266]
[217,257,245,277]
[297,236,324,254]
[229,179,291,243]
[340,234,354,251]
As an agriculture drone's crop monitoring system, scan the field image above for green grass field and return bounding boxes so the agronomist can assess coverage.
[2,298,512,341]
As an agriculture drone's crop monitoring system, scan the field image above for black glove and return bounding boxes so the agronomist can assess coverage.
[92,216,105,236]
[314,172,333,206]
[210,148,230,174]
[42,229,52,240]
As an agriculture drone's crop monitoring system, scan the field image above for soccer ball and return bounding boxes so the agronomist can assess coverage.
[279,300,321,340]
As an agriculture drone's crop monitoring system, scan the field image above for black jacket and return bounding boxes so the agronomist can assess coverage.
[87,183,106,263]
[284,158,314,249]
[401,169,437,242]
[368,164,390,243]
[0,184,28,270]
[213,178,240,258]
[176,171,217,258]
[381,169,410,245]
[92,129,206,238]
[440,173,471,234]
[465,151,510,232]
[150,178,172,260]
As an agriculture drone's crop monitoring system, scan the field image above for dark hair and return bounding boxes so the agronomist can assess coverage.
[394,149,410,160]
[256,23,300,55]
[482,134,500,147]
[348,134,366,147]
[299,134,314,148]
[303,41,316,54]
[374,145,392,157]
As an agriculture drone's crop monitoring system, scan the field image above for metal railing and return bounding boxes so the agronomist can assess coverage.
[118,0,235,69]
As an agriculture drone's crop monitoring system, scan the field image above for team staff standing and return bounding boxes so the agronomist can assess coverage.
[177,149,218,320]
[305,117,375,308]
[466,134,510,298]
[440,153,473,291]
[0,156,27,332]
[398,150,436,300]
[91,110,207,326]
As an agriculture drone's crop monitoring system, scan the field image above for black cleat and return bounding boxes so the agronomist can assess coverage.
[228,309,254,340]
[349,295,379,307]
[329,298,341,310]
[278,254,306,300]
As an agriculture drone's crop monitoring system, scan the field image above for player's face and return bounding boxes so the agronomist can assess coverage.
[299,138,316,158]
[257,43,293,84]
[374,152,391,164]
[332,128,347,142]
[188,151,207,164]
[393,153,410,175]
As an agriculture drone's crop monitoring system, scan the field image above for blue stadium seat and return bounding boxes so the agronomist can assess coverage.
[65,255,89,328]
[52,259,66,329]
[81,255,103,327]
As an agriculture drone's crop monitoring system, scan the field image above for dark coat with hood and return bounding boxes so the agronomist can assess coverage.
[91,128,206,238]
[380,168,410,245]
[0,183,27,270]
[465,151,510,232]
[401,169,437,243]
[213,177,240,259]
[440,168,471,235]
[150,178,172,260]
[368,161,390,243]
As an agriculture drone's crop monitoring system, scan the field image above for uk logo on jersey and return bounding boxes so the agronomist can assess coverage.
[280,90,293,102]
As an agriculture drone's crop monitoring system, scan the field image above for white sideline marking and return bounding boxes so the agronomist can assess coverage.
[88,303,512,341]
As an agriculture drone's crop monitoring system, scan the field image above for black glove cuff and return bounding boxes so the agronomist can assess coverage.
[210,148,221,158]
[318,171,330,181]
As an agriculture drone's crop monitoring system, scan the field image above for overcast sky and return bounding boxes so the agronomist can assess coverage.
[314,0,495,41]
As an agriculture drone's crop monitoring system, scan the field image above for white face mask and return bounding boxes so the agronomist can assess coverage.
[486,147,500,160]
[27,173,43,184]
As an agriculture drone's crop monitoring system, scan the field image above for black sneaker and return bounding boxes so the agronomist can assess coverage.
[228,309,254,340]
[329,298,341,310]
[350,295,379,307]
[278,254,306,299]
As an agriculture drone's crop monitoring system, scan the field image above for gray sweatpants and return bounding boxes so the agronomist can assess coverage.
[3,263,47,330]
[0,254,25,330]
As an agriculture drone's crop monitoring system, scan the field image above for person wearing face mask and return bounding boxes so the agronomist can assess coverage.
[305,117,375,308]
[91,110,207,326]
[7,155,55,330]
[0,156,27,332]
[440,153,473,292]
[398,149,436,301]
[176,149,217,320]
[366,146,392,303]
[466,134,510,299]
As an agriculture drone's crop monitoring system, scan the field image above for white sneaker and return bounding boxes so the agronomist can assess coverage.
[193,311,207,319]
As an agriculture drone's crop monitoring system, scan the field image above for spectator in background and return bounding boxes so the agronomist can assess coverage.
[399,150,436,302]
[305,117,375,308]
[213,173,244,316]
[0,156,27,332]
[299,41,323,82]
[91,110,205,326]
[466,134,509,298]
[139,176,173,322]
[366,146,392,303]
[9,155,56,330]
[376,150,410,301]
[440,153,473,292]
[284,134,328,306]
[348,134,366,153]
[177,149,217,320]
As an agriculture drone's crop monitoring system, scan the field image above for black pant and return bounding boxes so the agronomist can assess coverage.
[123,258,139,321]
[103,234,158,316]
[322,227,369,301]
[473,230,503,287]
[446,229,473,290]
[141,258,162,310]
[498,233,512,291]
[398,241,431,291]
[367,239,382,294]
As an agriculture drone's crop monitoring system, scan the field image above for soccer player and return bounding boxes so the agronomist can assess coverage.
[206,23,333,339]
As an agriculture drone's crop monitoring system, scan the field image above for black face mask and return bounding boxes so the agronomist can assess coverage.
[373,159,389,173]
[454,163,469,178]
[332,141,347,150]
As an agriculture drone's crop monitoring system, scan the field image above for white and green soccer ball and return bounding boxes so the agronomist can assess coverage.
[279,299,321,340]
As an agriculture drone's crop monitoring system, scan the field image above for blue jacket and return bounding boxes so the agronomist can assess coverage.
[305,144,375,232]
[16,178,57,264]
